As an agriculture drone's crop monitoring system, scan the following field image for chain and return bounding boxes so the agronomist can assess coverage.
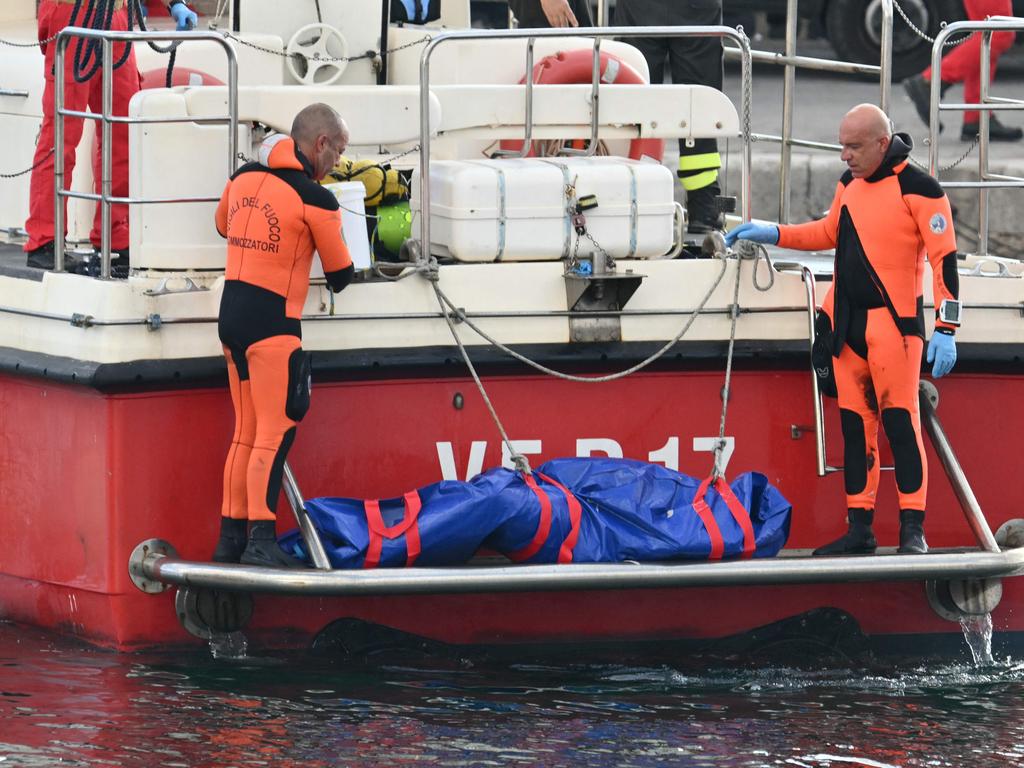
[221,31,430,64]
[908,135,979,173]
[735,26,753,145]
[379,143,422,165]
[0,148,54,180]
[0,31,60,48]
[892,0,970,47]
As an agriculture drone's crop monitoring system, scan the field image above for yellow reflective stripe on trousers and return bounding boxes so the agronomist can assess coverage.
[677,152,722,172]
[679,168,719,191]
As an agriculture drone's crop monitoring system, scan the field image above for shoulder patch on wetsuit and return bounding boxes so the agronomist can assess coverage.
[269,168,341,211]
[928,212,948,234]
[897,164,945,199]
[840,169,854,186]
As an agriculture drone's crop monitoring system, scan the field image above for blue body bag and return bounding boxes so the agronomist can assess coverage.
[280,458,791,569]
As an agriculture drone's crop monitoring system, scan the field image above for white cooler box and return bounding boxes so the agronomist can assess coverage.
[411,157,677,262]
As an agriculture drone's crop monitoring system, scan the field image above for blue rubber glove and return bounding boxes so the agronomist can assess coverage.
[725,221,779,248]
[170,2,198,30]
[927,330,957,378]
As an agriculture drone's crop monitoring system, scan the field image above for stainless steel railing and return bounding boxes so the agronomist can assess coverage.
[417,26,754,262]
[53,27,239,278]
[722,0,893,224]
[928,17,1024,258]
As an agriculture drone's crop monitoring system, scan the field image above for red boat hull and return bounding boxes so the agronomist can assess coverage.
[1,367,1021,650]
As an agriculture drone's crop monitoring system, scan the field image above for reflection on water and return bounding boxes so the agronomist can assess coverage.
[2,621,1024,767]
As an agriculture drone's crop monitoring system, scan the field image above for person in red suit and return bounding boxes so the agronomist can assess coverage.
[24,0,198,270]
[903,0,1021,142]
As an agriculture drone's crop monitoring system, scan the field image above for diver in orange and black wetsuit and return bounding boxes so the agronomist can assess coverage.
[727,103,961,556]
[212,103,354,567]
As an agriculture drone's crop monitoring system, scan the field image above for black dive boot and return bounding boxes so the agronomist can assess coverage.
[813,508,877,556]
[240,520,307,568]
[212,517,248,563]
[898,509,928,554]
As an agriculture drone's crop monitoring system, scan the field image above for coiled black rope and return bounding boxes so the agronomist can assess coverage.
[70,0,183,87]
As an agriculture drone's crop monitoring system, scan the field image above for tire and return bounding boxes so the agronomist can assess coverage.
[825,0,965,82]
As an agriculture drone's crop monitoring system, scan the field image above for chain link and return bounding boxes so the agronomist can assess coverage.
[892,0,970,47]
[0,148,54,180]
[908,135,979,173]
[0,31,60,48]
[734,26,753,146]
[221,30,430,64]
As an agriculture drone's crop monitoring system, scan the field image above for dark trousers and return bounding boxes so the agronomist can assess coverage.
[615,0,723,176]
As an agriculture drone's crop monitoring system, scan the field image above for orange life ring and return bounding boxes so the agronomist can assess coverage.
[139,67,224,89]
[498,49,665,162]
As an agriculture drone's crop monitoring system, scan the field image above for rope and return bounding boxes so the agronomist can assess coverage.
[420,245,768,476]
[711,256,744,480]
[428,261,533,475]
[430,253,732,384]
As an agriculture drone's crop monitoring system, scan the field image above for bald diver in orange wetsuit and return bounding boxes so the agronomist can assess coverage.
[727,104,961,556]
[212,103,354,567]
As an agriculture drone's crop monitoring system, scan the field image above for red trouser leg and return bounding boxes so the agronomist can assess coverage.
[87,8,139,250]
[221,345,255,521]
[835,309,928,513]
[245,335,302,522]
[924,0,1015,124]
[25,2,138,252]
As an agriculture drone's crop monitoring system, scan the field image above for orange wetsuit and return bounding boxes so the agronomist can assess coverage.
[777,133,959,514]
[214,134,353,522]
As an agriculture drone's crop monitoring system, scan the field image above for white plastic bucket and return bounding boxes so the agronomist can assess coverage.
[316,181,372,274]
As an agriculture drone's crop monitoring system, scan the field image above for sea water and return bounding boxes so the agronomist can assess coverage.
[2,621,1024,767]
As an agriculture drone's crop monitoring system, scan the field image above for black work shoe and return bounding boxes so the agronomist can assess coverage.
[239,520,307,568]
[903,74,944,133]
[26,242,87,272]
[898,509,928,554]
[961,116,1023,142]
[685,183,724,234]
[813,508,877,556]
[212,517,248,564]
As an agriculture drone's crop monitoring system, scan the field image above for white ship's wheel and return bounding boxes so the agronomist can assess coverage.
[285,23,349,86]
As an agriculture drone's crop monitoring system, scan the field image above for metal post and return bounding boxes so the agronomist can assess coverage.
[801,267,827,476]
[778,0,797,223]
[100,37,113,280]
[978,30,992,256]
[282,462,332,570]
[878,0,893,114]
[493,37,537,158]
[561,39,603,156]
[54,36,67,273]
[377,0,390,86]
[919,386,1000,553]
[596,0,608,26]
[419,27,752,259]
[928,27,946,177]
